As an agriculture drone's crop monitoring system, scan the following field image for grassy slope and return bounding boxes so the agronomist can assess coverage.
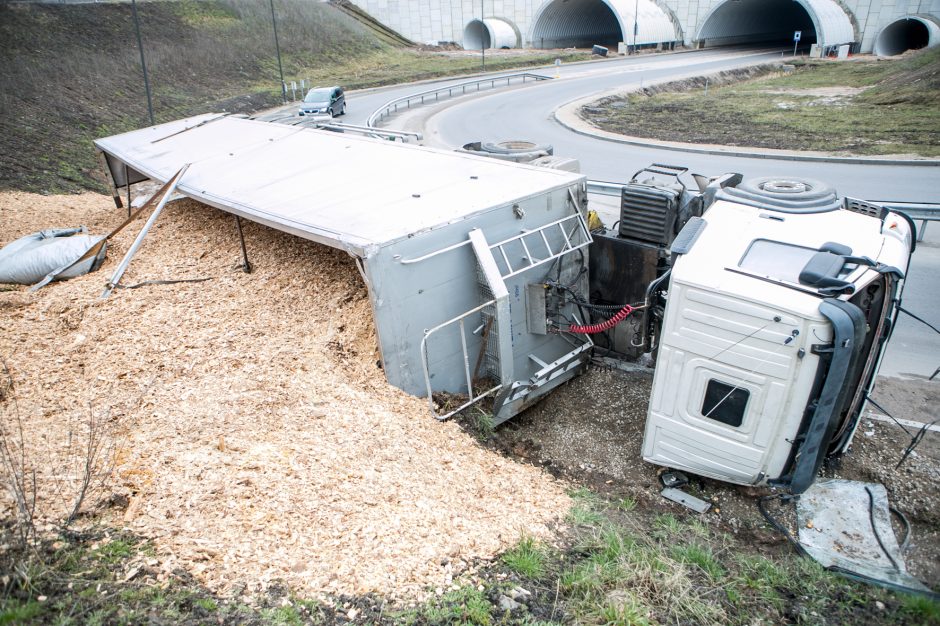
[582,47,940,157]
[4,491,940,625]
[0,0,586,195]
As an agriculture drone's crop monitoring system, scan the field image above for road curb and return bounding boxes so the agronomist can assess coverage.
[554,93,940,167]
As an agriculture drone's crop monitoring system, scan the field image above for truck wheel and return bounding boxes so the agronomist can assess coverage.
[737,177,835,201]
[720,176,841,213]
[480,141,553,156]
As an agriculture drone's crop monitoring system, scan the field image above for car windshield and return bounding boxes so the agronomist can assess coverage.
[304,88,332,103]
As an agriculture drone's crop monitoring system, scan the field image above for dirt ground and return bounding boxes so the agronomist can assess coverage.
[487,366,940,582]
[0,191,571,601]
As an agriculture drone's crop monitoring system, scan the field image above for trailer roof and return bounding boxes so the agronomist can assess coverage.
[94,114,584,256]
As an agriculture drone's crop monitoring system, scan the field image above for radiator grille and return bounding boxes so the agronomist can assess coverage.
[619,184,679,246]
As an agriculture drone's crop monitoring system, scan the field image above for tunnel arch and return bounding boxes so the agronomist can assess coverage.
[696,0,855,49]
[529,0,676,50]
[873,16,940,56]
[463,17,520,50]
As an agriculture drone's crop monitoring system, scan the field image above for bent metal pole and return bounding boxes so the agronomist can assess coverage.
[101,164,190,299]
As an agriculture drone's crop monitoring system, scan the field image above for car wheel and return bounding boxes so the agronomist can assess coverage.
[328,108,333,117]
[341,102,346,116]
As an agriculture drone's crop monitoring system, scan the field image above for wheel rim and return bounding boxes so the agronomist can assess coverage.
[761,180,809,194]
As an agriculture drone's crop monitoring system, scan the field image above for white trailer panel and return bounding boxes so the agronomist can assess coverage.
[95,115,593,421]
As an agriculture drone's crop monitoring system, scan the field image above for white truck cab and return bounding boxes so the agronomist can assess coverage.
[641,187,913,493]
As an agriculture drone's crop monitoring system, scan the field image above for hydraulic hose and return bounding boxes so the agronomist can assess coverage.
[567,304,634,334]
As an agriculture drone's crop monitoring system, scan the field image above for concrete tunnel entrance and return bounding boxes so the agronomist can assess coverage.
[463,17,519,49]
[697,0,817,48]
[874,17,939,56]
[530,0,623,49]
[464,19,491,50]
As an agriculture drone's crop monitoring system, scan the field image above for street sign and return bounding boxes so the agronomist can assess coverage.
[794,30,802,41]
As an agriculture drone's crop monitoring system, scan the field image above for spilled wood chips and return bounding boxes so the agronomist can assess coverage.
[0,191,570,599]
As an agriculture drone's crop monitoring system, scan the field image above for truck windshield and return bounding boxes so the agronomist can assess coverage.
[738,239,817,284]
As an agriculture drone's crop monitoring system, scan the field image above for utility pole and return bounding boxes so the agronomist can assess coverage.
[130,0,154,126]
[632,0,639,54]
[480,0,485,71]
[270,0,288,103]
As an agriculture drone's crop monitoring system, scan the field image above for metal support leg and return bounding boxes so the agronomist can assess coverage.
[124,163,132,218]
[234,215,252,273]
[99,151,123,209]
[101,164,190,299]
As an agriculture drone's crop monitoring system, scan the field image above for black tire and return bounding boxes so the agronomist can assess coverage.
[737,177,835,201]
[481,140,553,156]
[721,176,841,213]
[328,107,334,117]
[340,102,347,116]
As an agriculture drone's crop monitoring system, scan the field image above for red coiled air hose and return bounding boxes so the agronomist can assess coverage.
[567,304,634,334]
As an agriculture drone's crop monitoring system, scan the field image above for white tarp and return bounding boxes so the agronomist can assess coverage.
[0,227,107,285]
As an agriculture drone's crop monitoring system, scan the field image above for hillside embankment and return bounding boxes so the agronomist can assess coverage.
[0,0,586,195]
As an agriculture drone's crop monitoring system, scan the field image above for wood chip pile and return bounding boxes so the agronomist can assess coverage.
[0,191,571,599]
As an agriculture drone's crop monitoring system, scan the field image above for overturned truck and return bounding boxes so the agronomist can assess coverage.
[592,167,913,494]
[94,115,914,495]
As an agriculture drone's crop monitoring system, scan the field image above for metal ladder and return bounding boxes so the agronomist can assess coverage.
[418,228,514,420]
[488,212,591,279]
[415,213,593,420]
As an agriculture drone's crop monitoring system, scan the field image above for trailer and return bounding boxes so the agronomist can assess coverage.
[95,114,595,423]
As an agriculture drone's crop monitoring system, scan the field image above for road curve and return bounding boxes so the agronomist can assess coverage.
[415,49,939,202]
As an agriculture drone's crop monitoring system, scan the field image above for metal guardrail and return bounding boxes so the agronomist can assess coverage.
[263,113,422,142]
[875,202,940,221]
[586,180,624,197]
[367,72,552,128]
[314,121,422,142]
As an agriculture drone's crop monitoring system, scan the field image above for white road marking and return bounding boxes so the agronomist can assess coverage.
[866,411,940,433]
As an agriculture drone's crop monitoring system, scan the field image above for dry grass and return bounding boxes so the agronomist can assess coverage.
[0,0,589,195]
[581,48,940,156]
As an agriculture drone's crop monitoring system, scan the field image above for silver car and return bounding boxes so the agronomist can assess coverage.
[298,86,346,118]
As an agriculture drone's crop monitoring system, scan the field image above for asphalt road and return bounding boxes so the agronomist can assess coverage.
[880,226,940,379]
[339,48,939,379]
[420,51,939,201]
